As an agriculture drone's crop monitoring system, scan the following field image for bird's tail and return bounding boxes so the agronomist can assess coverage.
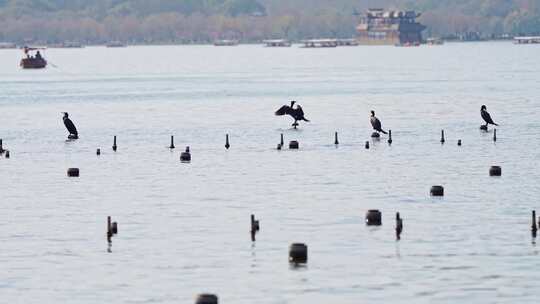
[303,118,310,122]
[493,123,499,126]
[381,129,388,134]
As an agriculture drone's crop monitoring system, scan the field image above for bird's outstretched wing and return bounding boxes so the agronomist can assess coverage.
[481,110,497,125]
[275,105,293,116]
[64,118,78,135]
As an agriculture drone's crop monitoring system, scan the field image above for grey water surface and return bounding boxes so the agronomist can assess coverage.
[1,42,540,303]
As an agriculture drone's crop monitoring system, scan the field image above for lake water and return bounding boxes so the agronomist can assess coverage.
[1,42,540,303]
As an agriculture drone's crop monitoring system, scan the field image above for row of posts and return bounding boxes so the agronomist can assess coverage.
[104,128,496,155]
[0,129,498,160]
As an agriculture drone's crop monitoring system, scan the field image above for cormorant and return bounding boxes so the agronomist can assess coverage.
[63,112,78,139]
[481,105,498,130]
[275,101,310,128]
[370,110,387,134]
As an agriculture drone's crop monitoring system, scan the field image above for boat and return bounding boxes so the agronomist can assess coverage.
[214,40,239,46]
[0,42,17,49]
[263,39,292,47]
[395,41,421,47]
[106,41,126,48]
[20,47,47,69]
[514,36,540,44]
[300,39,338,48]
[336,39,359,46]
[357,9,425,45]
[426,37,444,45]
[51,41,84,48]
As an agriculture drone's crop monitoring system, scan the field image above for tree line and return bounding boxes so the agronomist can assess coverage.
[0,0,538,44]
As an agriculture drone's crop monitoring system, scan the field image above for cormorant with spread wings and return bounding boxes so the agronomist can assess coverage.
[275,101,310,128]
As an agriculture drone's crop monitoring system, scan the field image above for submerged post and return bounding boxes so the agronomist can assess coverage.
[493,129,497,142]
[96,148,101,155]
[430,185,444,196]
[289,140,299,149]
[112,136,117,151]
[289,243,308,264]
[440,130,445,144]
[280,133,284,146]
[4,150,9,158]
[170,136,175,149]
[180,146,191,162]
[67,168,80,177]
[195,294,218,304]
[458,139,462,146]
[334,132,339,145]
[388,130,393,145]
[365,141,370,149]
[0,139,3,153]
[225,134,230,150]
[366,210,382,226]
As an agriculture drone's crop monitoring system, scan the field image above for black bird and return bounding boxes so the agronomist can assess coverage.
[481,105,498,129]
[275,101,310,128]
[62,112,78,139]
[370,110,387,134]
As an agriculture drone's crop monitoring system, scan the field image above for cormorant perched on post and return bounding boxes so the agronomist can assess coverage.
[370,110,387,134]
[275,101,310,128]
[480,105,498,131]
[62,112,78,139]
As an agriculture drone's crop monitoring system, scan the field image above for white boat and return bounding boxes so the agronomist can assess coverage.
[106,41,127,48]
[263,39,292,47]
[300,39,338,48]
[214,40,239,46]
[514,36,540,44]
[0,42,17,49]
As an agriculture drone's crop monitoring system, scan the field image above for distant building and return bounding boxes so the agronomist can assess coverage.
[356,9,426,45]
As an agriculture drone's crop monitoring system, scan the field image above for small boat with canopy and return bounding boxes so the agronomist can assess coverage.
[20,47,47,69]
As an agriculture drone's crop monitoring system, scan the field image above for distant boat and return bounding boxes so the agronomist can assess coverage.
[20,47,47,69]
[336,39,359,46]
[214,40,239,46]
[514,36,540,44]
[395,41,421,47]
[49,41,84,48]
[106,41,127,48]
[300,39,338,48]
[62,41,84,48]
[0,42,17,49]
[263,39,292,47]
[426,37,444,45]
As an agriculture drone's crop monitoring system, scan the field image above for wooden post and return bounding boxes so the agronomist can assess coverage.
[532,210,537,238]
[440,130,445,144]
[396,212,403,240]
[107,216,112,242]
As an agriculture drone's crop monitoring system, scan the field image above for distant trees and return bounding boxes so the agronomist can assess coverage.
[0,0,539,44]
